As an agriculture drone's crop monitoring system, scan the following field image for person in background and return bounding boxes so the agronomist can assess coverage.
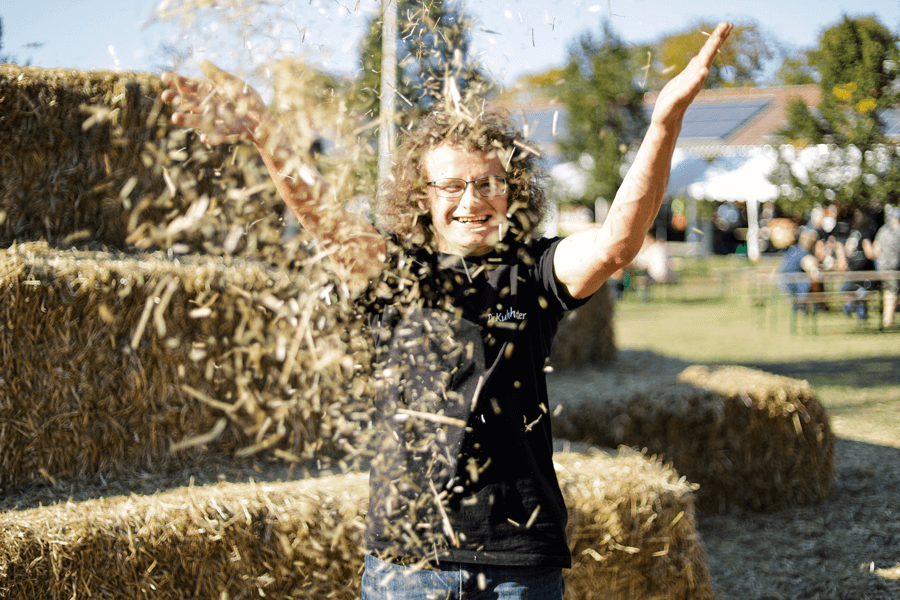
[778,227,822,309]
[835,210,877,321]
[868,206,900,328]
[631,230,679,284]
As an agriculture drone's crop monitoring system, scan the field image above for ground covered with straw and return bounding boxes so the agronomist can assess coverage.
[549,350,900,600]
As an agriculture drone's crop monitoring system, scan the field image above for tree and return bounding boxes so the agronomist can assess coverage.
[556,21,651,207]
[0,15,10,63]
[655,21,773,88]
[770,49,818,86]
[349,0,488,123]
[770,15,900,217]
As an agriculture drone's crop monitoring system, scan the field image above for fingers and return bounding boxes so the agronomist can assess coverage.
[696,22,734,68]
[159,62,264,143]
[199,60,253,102]
[161,71,208,111]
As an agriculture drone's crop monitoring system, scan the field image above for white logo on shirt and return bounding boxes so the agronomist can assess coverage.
[487,308,527,324]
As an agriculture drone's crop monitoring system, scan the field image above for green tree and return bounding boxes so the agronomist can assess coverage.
[349,0,488,123]
[0,16,9,63]
[655,21,772,88]
[770,15,900,217]
[770,49,818,86]
[556,21,651,206]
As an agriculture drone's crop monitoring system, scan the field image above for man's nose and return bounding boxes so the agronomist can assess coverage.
[458,182,483,207]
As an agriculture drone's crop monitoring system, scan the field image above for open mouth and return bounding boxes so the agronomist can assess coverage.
[454,215,491,224]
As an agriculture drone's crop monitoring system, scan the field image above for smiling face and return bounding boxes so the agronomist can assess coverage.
[422,143,509,256]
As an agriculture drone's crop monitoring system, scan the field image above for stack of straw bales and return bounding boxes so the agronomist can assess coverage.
[0,241,373,490]
[550,282,616,368]
[0,448,713,600]
[552,365,835,513]
[0,65,286,257]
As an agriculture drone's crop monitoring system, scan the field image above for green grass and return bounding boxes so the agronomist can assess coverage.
[614,261,900,447]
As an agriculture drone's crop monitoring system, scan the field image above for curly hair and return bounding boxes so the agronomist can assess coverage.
[377,106,548,248]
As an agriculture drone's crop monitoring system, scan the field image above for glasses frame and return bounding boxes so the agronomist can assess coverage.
[426,176,508,199]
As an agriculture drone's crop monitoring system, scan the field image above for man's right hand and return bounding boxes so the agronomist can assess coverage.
[161,61,271,146]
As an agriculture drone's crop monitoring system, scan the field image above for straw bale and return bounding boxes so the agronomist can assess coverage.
[0,65,286,256]
[0,473,370,599]
[0,448,711,600]
[556,447,714,600]
[0,242,374,491]
[677,365,835,511]
[552,365,835,513]
[550,281,616,369]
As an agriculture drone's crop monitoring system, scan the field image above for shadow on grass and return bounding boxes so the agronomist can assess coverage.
[733,355,900,390]
[699,437,900,600]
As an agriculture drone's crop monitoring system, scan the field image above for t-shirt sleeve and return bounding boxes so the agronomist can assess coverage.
[532,237,594,313]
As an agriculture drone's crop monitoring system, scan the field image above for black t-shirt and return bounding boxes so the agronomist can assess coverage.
[361,235,589,568]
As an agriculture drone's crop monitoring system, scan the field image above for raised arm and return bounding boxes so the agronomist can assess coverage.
[553,22,733,299]
[161,62,385,293]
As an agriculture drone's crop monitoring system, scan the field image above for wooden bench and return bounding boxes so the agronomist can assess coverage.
[753,270,900,334]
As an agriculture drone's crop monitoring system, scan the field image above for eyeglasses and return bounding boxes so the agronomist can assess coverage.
[427,176,508,198]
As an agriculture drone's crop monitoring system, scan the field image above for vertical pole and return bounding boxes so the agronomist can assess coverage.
[377,0,398,203]
[747,198,760,263]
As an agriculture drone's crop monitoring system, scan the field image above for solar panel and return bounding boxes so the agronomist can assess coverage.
[881,107,900,138]
[679,100,771,141]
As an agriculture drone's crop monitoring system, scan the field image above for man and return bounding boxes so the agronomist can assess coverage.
[834,210,876,320]
[161,21,732,599]
[869,206,900,327]
[778,226,822,309]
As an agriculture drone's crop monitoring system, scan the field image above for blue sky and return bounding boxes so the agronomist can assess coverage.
[3,0,900,86]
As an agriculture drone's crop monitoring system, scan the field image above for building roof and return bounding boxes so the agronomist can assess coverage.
[644,84,823,156]
[507,84,900,166]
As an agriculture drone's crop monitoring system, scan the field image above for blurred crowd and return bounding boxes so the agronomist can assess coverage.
[778,204,900,328]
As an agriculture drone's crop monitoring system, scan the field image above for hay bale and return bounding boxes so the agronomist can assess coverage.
[0,473,370,600]
[553,365,835,513]
[678,365,835,511]
[0,242,374,490]
[550,281,616,369]
[0,448,711,600]
[556,447,714,600]
[0,65,286,256]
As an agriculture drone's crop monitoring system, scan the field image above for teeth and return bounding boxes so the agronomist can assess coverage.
[455,216,489,223]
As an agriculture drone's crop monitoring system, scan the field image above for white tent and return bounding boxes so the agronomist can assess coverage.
[668,148,711,196]
[686,147,782,261]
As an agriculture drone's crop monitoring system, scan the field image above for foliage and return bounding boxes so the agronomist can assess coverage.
[771,15,900,218]
[556,21,650,207]
[655,21,773,88]
[770,49,818,86]
[0,15,9,64]
[348,0,488,124]
[498,68,566,105]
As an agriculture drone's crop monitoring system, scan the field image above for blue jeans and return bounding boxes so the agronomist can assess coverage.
[360,554,565,600]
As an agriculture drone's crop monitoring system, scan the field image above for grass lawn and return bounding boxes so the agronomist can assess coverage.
[614,264,900,447]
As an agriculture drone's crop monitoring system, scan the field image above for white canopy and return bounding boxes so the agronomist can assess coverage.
[668,148,711,196]
[687,147,780,202]
[682,147,785,262]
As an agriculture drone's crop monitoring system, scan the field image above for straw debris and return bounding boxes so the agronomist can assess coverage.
[0,241,374,490]
[0,64,297,259]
